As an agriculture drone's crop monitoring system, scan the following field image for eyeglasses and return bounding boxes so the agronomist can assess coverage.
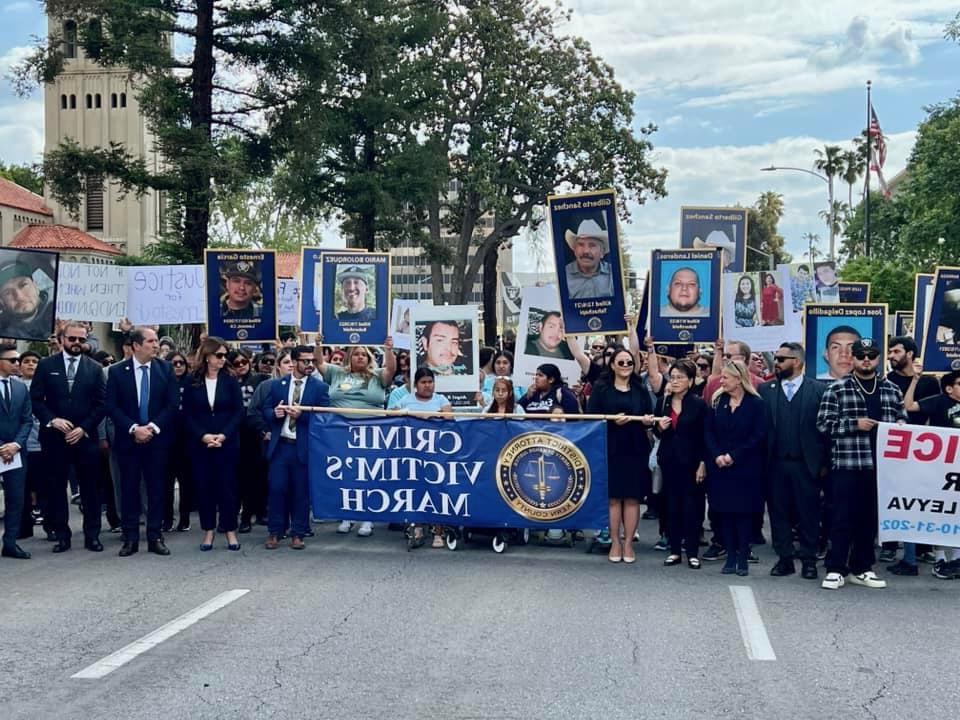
[615,359,635,368]
[213,352,229,360]
[64,335,85,343]
[260,358,275,365]
[773,355,796,363]
[233,358,249,367]
[298,359,316,365]
[172,360,186,367]
[853,351,880,360]
[696,363,710,370]
[0,356,20,363]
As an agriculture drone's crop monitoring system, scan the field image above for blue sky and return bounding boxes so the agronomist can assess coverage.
[0,1,957,274]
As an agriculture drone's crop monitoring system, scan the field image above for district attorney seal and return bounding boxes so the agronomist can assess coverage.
[496,431,590,522]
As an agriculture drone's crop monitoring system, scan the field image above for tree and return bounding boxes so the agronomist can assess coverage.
[840,191,906,262]
[813,144,844,260]
[839,148,865,217]
[745,191,791,271]
[801,232,821,263]
[838,256,915,312]
[0,161,43,195]
[15,1,288,260]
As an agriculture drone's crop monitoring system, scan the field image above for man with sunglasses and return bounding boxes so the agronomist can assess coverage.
[0,344,33,559]
[758,342,828,580]
[817,339,906,590]
[30,322,107,553]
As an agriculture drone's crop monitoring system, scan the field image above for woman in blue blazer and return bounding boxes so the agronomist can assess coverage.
[182,337,244,551]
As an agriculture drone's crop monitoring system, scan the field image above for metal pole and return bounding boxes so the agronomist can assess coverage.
[865,80,872,258]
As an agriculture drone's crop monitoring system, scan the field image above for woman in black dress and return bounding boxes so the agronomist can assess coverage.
[587,347,656,563]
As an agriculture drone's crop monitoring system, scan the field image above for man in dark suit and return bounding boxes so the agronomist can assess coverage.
[0,344,33,559]
[262,345,329,550]
[30,321,106,553]
[758,341,829,580]
[105,326,179,557]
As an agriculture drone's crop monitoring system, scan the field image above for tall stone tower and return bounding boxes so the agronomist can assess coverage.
[42,14,163,257]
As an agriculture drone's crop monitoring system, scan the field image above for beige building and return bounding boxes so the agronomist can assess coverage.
[0,178,54,246]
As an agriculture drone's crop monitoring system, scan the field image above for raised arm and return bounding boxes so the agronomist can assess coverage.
[565,336,591,375]
[644,335,664,395]
[379,337,396,387]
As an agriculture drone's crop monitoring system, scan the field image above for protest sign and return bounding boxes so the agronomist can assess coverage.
[895,311,914,338]
[913,273,934,352]
[839,281,870,303]
[721,266,800,351]
[204,250,277,341]
[920,266,960,373]
[803,303,887,381]
[56,262,127,323]
[0,247,58,341]
[410,303,480,408]
[548,189,627,336]
[649,248,720,344]
[278,278,299,326]
[308,412,608,529]
[515,285,581,387]
[390,298,416,351]
[877,422,960,548]
[318,252,390,345]
[126,265,206,325]
[679,206,747,273]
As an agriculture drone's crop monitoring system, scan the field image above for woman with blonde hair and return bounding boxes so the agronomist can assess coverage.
[704,360,767,576]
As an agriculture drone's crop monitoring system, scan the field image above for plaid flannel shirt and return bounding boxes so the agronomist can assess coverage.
[816,376,907,470]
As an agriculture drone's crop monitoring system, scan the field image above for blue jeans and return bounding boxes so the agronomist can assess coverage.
[267,442,309,538]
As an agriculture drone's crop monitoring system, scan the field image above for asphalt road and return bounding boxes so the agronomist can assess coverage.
[1,511,958,720]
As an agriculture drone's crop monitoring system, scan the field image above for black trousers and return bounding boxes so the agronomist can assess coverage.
[825,468,877,576]
[193,446,240,533]
[18,451,45,539]
[719,511,752,568]
[238,427,267,522]
[98,445,120,529]
[1,467,25,549]
[118,445,167,543]
[662,461,705,558]
[768,459,820,564]
[165,439,193,527]
[43,435,101,543]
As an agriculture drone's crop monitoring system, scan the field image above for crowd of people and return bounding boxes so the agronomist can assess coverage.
[0,317,957,591]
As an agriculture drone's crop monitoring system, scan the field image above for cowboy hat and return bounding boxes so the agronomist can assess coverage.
[692,229,735,252]
[564,219,610,255]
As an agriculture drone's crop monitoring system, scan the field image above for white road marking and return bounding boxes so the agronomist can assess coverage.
[729,585,776,661]
[71,589,250,679]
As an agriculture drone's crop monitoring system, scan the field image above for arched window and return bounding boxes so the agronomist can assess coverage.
[111,93,117,108]
[119,93,127,108]
[69,94,76,109]
[95,94,102,108]
[60,94,67,109]
[63,20,77,59]
[85,94,92,109]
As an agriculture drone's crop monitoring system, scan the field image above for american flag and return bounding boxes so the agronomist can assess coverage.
[868,105,890,198]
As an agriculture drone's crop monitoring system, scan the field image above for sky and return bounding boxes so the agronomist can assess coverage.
[0,2,957,276]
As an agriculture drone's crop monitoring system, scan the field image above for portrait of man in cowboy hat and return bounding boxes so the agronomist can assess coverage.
[563,218,615,299]
[334,264,376,322]
[692,229,736,273]
[219,259,263,320]
[0,250,56,341]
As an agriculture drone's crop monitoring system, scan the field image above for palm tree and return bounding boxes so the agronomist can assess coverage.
[813,144,844,260]
[818,200,849,239]
[840,148,865,218]
[802,232,821,262]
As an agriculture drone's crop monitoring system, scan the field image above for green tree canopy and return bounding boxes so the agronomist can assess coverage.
[0,161,43,195]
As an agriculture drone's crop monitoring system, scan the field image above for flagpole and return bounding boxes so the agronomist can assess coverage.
[865,80,872,258]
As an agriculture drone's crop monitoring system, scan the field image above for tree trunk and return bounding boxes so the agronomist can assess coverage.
[482,241,498,345]
[184,0,216,260]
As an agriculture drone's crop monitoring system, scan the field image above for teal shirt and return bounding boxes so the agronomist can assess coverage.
[323,365,388,409]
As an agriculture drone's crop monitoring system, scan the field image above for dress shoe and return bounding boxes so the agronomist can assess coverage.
[45,531,58,542]
[770,559,796,577]
[801,563,818,580]
[84,540,104,552]
[2,545,31,559]
[290,536,305,550]
[52,539,71,554]
[265,535,279,550]
[238,520,252,534]
[119,542,139,557]
[148,540,171,556]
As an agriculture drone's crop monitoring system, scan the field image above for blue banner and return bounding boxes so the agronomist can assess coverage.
[308,413,609,528]
[920,266,960,373]
[649,248,721,344]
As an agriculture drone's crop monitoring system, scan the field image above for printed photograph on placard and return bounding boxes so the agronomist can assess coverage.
[515,285,582,389]
[812,261,840,303]
[895,311,914,338]
[0,247,58,342]
[204,249,277,342]
[319,252,390,345]
[803,303,887,381]
[920,267,960,373]
[390,298,416,351]
[721,266,798,352]
[912,273,934,351]
[786,262,817,313]
[679,206,747,273]
[838,281,870,303]
[649,248,720,344]
[410,304,480,404]
[548,189,627,336]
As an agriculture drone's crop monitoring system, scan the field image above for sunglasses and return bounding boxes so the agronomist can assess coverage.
[260,358,276,365]
[64,335,85,343]
[696,363,710,369]
[591,345,605,351]
[233,358,250,366]
[854,352,880,360]
[298,359,316,365]
[773,355,795,363]
[0,356,20,363]
[172,360,186,367]
[213,352,229,360]
[615,359,635,368]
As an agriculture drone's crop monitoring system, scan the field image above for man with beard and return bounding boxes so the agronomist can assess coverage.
[817,339,907,591]
[758,342,829,580]
[661,267,709,317]
[335,266,376,321]
[564,219,614,299]
[220,261,262,321]
[0,258,55,340]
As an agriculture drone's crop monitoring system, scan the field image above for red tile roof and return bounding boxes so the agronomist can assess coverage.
[277,251,300,278]
[0,178,53,216]
[11,224,123,255]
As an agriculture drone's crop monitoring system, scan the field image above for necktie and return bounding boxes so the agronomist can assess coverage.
[784,381,795,401]
[139,365,150,425]
[1,378,9,412]
[288,379,303,433]
[67,357,77,391]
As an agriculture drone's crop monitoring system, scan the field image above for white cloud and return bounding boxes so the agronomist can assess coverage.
[809,16,920,69]
[0,44,32,77]
[0,98,44,164]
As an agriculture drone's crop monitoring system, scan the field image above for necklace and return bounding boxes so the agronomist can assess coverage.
[853,374,878,396]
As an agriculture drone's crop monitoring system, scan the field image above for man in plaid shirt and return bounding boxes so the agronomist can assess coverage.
[816,339,907,591]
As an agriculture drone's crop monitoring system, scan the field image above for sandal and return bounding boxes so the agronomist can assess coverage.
[688,557,701,569]
[664,554,682,566]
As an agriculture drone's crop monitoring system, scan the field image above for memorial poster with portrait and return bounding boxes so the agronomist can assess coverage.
[547,189,627,336]
[839,282,871,303]
[204,249,277,342]
[316,252,390,346]
[920,267,960,373]
[649,248,721,344]
[785,262,818,314]
[721,266,800,352]
[410,303,479,407]
[803,303,887,381]
[679,206,747,274]
[895,311,914,339]
[515,285,581,388]
[390,298,416,351]
[299,247,369,334]
[0,247,58,342]
[912,273,934,353]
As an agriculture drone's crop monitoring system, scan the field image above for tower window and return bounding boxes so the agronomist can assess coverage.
[69,94,76,109]
[60,94,67,109]
[86,175,104,231]
[63,20,77,59]
[95,94,102,108]
[111,93,117,108]
[85,94,92,109]
[120,93,127,108]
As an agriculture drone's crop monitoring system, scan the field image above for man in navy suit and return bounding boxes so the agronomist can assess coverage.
[262,345,329,550]
[30,321,107,553]
[105,326,179,556]
[0,344,33,559]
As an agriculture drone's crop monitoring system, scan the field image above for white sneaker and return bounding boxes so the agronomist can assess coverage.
[357,521,373,537]
[821,572,845,590]
[336,520,353,534]
[848,570,887,588]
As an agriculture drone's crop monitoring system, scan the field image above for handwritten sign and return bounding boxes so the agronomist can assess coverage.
[278,278,299,326]
[56,262,128,323]
[127,265,206,325]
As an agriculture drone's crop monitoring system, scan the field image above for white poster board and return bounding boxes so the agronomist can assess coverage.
[55,262,127,323]
[126,265,206,325]
[278,278,299,326]
[877,422,960,548]
[390,299,416,350]
[410,303,480,405]
[721,265,801,351]
[515,285,581,387]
